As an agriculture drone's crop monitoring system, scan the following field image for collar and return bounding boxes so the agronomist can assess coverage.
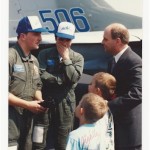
[114,45,128,63]
[58,55,63,61]
[16,42,33,62]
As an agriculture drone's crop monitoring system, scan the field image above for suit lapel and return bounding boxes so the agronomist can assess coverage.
[116,47,131,64]
[110,47,131,74]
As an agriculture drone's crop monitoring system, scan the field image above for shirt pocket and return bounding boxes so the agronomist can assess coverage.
[9,72,26,96]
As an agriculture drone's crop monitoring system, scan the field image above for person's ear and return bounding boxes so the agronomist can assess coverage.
[20,33,27,40]
[80,107,84,115]
[116,37,122,45]
[96,87,102,96]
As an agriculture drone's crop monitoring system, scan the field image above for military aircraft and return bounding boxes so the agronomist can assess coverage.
[9,0,142,102]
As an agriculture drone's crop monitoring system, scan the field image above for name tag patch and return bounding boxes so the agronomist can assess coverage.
[13,64,25,72]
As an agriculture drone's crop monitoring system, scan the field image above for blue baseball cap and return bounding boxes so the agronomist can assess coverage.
[16,16,48,34]
[56,22,75,39]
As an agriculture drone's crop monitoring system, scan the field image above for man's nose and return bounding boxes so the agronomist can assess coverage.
[39,34,42,41]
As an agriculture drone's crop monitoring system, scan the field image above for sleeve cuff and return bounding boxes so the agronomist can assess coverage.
[63,59,72,65]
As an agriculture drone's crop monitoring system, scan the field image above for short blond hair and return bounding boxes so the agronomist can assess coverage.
[80,93,108,123]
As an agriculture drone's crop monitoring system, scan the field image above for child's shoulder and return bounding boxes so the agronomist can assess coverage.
[69,124,94,138]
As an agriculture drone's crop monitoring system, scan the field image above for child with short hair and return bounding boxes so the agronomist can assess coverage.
[66,93,108,150]
[88,72,116,150]
[66,72,116,150]
[88,72,116,100]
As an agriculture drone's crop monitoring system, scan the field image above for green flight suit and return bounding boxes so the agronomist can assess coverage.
[33,46,84,150]
[9,43,42,150]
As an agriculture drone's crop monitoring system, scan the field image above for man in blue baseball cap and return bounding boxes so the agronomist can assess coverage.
[9,16,48,150]
[16,16,48,34]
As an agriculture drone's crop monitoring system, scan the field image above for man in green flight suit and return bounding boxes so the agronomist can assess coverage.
[33,22,84,150]
[9,16,48,150]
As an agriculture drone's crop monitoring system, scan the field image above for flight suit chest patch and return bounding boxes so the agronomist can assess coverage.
[13,64,25,72]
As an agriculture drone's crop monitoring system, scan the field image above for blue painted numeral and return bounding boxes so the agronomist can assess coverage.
[39,7,90,33]
[55,9,71,23]
[70,8,90,32]
[39,10,57,33]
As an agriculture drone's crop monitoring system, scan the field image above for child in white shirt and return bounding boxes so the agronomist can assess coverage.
[66,72,116,150]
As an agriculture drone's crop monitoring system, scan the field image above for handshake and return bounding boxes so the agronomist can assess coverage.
[39,98,55,108]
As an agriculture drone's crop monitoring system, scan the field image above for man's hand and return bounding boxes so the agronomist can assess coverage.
[27,100,47,114]
[9,93,47,114]
[56,38,71,60]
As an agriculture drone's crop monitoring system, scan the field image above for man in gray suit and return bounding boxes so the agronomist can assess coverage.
[102,23,142,150]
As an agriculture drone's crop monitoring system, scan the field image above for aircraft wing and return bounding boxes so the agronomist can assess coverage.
[9,29,142,45]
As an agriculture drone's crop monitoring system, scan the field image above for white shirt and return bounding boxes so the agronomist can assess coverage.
[66,111,114,150]
[114,45,128,63]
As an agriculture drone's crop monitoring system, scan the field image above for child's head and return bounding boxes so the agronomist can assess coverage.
[75,93,108,124]
[88,72,116,100]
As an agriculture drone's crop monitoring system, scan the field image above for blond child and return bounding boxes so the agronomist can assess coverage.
[66,72,116,150]
[88,72,116,100]
[66,93,108,149]
[88,72,116,150]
